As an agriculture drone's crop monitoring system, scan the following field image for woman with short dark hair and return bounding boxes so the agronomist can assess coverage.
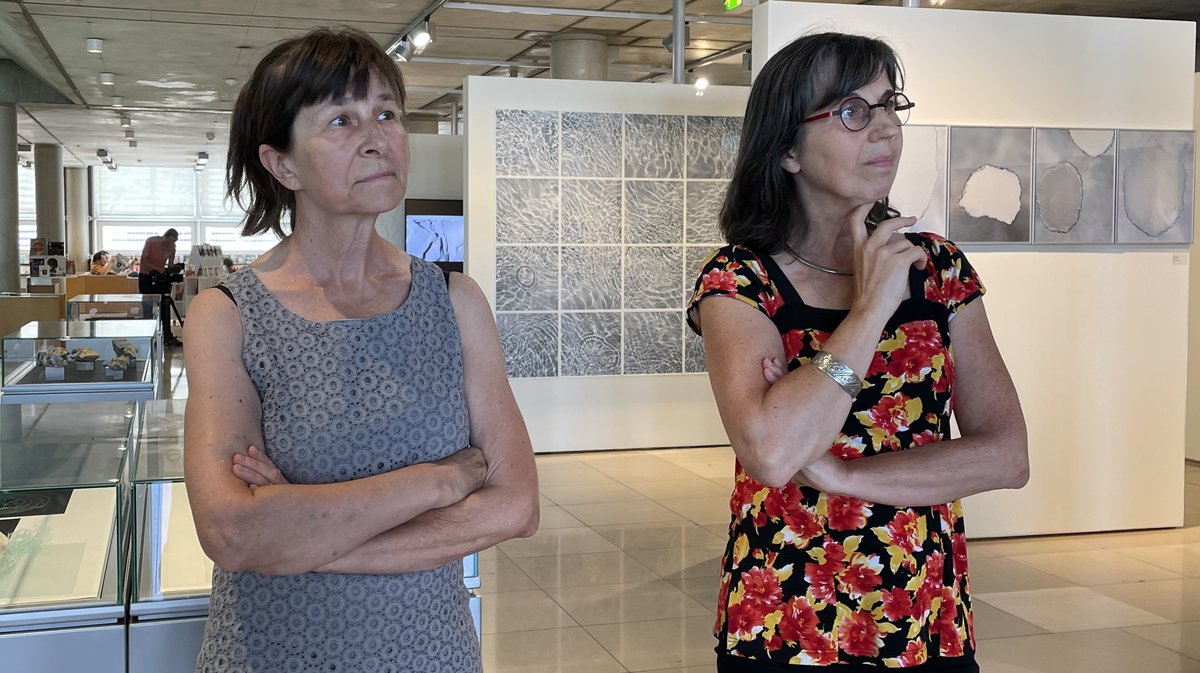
[183,27,538,673]
[90,250,114,275]
[688,32,1028,671]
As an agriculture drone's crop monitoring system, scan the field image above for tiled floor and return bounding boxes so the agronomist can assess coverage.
[163,354,1200,672]
[480,451,1200,673]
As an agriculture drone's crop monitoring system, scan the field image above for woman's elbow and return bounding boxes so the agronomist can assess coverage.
[730,440,796,489]
[510,491,540,539]
[1004,428,1030,490]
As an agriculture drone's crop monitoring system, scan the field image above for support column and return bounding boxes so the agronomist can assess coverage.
[33,143,64,248]
[450,100,460,136]
[0,104,17,292]
[65,167,88,271]
[672,0,685,84]
[550,34,608,81]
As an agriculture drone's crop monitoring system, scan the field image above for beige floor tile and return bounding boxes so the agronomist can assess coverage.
[499,526,622,559]
[477,557,539,594]
[1114,542,1200,576]
[650,447,732,463]
[562,500,686,526]
[478,545,503,561]
[663,459,735,480]
[537,466,619,488]
[535,454,589,467]
[541,482,649,506]
[626,546,724,581]
[640,667,717,673]
[964,544,999,559]
[971,598,1050,639]
[1124,621,1200,661]
[1076,526,1200,549]
[706,476,736,490]
[481,589,579,634]
[975,587,1170,632]
[626,479,730,500]
[971,536,1098,556]
[547,579,712,626]
[585,615,717,672]
[666,577,721,607]
[974,628,1200,673]
[513,550,660,589]
[701,523,731,539]
[538,505,589,529]
[591,462,708,483]
[1009,549,1180,585]
[593,522,727,551]
[658,497,733,525]
[1092,577,1200,622]
[539,494,554,506]
[481,627,625,673]
[966,556,1078,594]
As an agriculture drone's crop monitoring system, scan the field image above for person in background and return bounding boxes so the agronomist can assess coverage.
[221,256,237,275]
[182,27,538,673]
[138,228,181,347]
[90,250,115,275]
[687,32,1028,672]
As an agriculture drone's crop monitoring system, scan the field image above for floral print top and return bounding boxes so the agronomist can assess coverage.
[686,232,985,668]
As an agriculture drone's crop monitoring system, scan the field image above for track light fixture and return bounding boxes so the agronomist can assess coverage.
[100,72,115,86]
[111,96,123,107]
[411,17,434,52]
[197,151,209,165]
[119,115,131,128]
[393,39,415,63]
[86,38,104,54]
[128,140,137,148]
[125,129,135,139]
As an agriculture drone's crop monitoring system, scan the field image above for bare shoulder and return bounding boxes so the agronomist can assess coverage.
[445,272,492,320]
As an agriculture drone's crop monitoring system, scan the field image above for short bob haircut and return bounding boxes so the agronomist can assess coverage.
[227,27,407,238]
[720,32,904,254]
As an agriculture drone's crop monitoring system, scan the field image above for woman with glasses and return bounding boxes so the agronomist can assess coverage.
[687,33,1028,672]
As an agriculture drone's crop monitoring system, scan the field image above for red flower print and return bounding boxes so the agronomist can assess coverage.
[911,429,940,447]
[809,330,829,353]
[932,350,955,395]
[827,495,872,531]
[885,510,925,555]
[740,567,784,609]
[761,290,785,317]
[821,538,848,565]
[782,330,805,360]
[776,596,820,644]
[933,587,964,657]
[701,269,738,293]
[866,350,889,377]
[838,559,883,598]
[804,560,838,604]
[901,320,942,351]
[779,507,825,546]
[761,482,802,519]
[881,587,913,622]
[838,610,883,658]
[865,394,912,434]
[830,435,866,462]
[898,639,928,666]
[801,631,839,665]
[885,345,933,382]
[913,553,945,618]
[952,533,969,575]
[941,269,980,307]
[726,597,768,641]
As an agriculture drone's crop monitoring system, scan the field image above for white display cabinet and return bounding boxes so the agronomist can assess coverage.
[128,400,481,673]
[66,294,161,322]
[0,402,137,673]
[1,321,161,404]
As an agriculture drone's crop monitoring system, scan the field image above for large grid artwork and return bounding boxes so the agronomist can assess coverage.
[494,109,740,379]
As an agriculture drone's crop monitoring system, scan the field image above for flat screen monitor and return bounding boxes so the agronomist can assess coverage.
[405,199,464,270]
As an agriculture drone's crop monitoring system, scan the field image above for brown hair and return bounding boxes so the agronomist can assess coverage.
[721,32,904,253]
[227,27,407,238]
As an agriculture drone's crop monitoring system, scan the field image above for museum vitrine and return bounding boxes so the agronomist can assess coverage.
[66,294,161,322]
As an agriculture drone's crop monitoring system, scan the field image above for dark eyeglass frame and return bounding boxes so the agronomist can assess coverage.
[802,92,915,132]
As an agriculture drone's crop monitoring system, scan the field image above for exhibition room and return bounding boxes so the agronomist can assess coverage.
[1,0,1199,671]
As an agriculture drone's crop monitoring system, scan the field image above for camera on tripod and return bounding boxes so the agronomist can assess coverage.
[145,262,185,294]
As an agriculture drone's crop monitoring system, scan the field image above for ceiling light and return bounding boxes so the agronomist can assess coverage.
[197,151,209,165]
[411,18,434,52]
[86,38,104,54]
[111,96,123,107]
[393,39,415,62]
[124,129,135,139]
[119,115,131,128]
[205,131,216,141]
[96,148,108,159]
[107,162,118,171]
[17,143,30,152]
[694,75,710,91]
[100,72,115,86]
[224,77,238,86]
[128,140,137,148]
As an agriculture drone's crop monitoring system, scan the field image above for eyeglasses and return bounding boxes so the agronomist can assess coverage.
[802,92,914,132]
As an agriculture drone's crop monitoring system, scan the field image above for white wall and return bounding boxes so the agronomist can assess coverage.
[757,2,1195,536]
[376,133,463,248]
[1189,73,1200,463]
[465,77,745,452]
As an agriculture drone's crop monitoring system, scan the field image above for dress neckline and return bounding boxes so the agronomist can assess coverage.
[244,254,421,325]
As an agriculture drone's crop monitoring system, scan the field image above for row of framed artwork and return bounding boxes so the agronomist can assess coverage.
[895,126,1195,245]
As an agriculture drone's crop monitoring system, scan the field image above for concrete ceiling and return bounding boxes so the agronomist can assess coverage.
[0,0,1197,168]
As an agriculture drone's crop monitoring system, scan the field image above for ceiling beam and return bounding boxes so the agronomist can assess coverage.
[441,2,752,25]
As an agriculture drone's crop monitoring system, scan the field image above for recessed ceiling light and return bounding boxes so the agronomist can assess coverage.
[224,77,238,86]
[124,129,134,139]
[128,140,137,148]
[86,38,104,54]
[100,72,115,86]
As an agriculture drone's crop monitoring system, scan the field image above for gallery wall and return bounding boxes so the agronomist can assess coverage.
[756,2,1194,537]
[375,134,463,249]
[1189,73,1200,463]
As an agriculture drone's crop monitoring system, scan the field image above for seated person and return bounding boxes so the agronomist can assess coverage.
[90,250,115,275]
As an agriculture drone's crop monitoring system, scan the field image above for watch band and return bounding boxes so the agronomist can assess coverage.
[811,350,863,398]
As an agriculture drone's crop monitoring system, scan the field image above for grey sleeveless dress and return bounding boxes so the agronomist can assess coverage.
[195,257,481,673]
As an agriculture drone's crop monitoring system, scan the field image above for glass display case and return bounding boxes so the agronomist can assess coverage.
[66,294,161,322]
[0,401,136,672]
[128,400,481,672]
[1,320,161,404]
